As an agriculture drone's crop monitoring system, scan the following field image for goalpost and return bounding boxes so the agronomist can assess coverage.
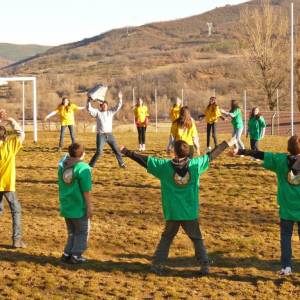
[0,76,38,142]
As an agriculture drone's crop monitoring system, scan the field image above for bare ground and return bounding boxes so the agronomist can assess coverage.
[0,131,300,299]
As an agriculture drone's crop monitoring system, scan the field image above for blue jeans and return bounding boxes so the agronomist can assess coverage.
[232,128,245,149]
[0,192,22,241]
[280,219,300,268]
[59,125,75,148]
[64,217,90,256]
[89,133,124,167]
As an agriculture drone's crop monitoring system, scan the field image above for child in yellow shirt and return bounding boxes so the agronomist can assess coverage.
[134,98,149,151]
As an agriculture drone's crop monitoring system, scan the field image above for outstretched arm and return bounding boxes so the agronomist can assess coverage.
[86,98,98,118]
[120,146,148,169]
[208,137,237,161]
[7,117,25,143]
[77,106,86,110]
[45,110,58,120]
[237,149,265,160]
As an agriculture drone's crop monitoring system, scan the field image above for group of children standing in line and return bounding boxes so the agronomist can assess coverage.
[0,88,299,277]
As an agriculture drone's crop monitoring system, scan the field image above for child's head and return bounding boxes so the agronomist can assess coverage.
[101,100,108,111]
[288,135,300,155]
[68,143,85,159]
[61,97,70,106]
[209,96,216,105]
[174,140,190,159]
[230,99,239,111]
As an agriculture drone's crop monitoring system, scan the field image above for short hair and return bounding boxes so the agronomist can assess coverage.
[102,100,108,105]
[174,140,190,158]
[68,142,84,158]
[288,135,300,156]
[0,125,7,138]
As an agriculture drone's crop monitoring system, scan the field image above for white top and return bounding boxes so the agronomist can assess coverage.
[86,99,122,133]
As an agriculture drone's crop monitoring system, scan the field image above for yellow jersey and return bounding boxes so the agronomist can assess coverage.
[56,103,79,126]
[170,105,181,122]
[205,104,222,124]
[134,105,149,126]
[170,120,198,146]
[0,136,22,192]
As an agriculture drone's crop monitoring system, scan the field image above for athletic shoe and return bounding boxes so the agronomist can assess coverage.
[60,253,71,263]
[279,267,292,276]
[138,144,142,151]
[142,144,146,151]
[199,263,209,276]
[150,264,167,275]
[206,147,212,153]
[69,255,87,264]
[12,239,27,248]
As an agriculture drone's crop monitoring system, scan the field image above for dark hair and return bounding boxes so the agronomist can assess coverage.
[68,142,84,158]
[102,100,108,105]
[288,135,300,155]
[206,96,217,109]
[230,100,239,113]
[0,125,7,139]
[136,97,143,107]
[176,106,192,129]
[174,140,190,158]
[249,107,261,120]
[59,97,71,111]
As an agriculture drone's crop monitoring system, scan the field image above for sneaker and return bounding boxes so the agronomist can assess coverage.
[199,263,210,276]
[150,264,167,275]
[206,147,212,153]
[69,255,87,264]
[60,253,71,263]
[120,163,126,169]
[279,267,292,276]
[142,144,146,151]
[12,239,27,248]
[138,144,142,151]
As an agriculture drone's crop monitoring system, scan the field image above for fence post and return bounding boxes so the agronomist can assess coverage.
[243,90,247,136]
[277,89,280,135]
[132,87,135,132]
[155,88,158,133]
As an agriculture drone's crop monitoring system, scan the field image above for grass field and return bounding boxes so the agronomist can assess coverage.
[1,131,300,299]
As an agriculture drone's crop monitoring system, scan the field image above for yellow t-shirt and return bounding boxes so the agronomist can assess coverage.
[170,105,181,122]
[56,103,78,126]
[0,137,22,192]
[170,120,198,146]
[134,105,149,126]
[205,105,222,124]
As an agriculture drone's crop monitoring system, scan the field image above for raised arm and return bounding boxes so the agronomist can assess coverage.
[237,148,265,160]
[7,117,25,143]
[208,137,236,161]
[111,91,123,114]
[45,110,58,120]
[86,98,99,118]
[120,146,148,169]
[77,106,86,110]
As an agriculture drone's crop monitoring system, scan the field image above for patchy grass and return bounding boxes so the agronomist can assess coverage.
[1,131,300,299]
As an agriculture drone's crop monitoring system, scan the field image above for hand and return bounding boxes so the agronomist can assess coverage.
[226,137,237,147]
[0,109,7,121]
[227,148,239,157]
[120,145,126,154]
[86,207,93,219]
[118,91,123,99]
[196,149,200,156]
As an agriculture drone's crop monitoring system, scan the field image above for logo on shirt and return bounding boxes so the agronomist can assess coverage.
[173,171,191,186]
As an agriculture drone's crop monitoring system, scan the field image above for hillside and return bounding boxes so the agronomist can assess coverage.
[0,43,51,64]
[0,0,297,119]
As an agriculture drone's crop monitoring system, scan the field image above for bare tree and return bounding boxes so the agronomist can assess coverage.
[238,0,289,110]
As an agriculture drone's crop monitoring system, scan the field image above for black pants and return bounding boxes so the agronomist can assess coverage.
[137,126,147,144]
[250,139,259,151]
[153,220,209,266]
[207,123,217,148]
[280,219,300,268]
[89,133,124,167]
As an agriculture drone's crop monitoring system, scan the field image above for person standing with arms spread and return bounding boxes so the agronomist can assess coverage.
[247,107,266,151]
[45,97,85,151]
[0,109,26,248]
[221,100,244,150]
[134,97,149,151]
[86,89,126,168]
[167,106,200,158]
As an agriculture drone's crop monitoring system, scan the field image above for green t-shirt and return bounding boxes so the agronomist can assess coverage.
[58,159,92,218]
[263,152,300,221]
[147,155,210,220]
[230,108,243,129]
[248,116,266,141]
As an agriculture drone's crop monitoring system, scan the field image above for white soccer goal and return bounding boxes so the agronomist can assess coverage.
[0,76,38,142]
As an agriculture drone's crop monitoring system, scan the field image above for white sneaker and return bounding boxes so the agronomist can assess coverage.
[206,147,212,153]
[142,144,146,151]
[279,267,292,276]
[138,144,142,151]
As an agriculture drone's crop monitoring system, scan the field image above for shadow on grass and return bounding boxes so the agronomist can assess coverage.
[17,179,57,184]
[216,162,263,170]
[1,250,300,283]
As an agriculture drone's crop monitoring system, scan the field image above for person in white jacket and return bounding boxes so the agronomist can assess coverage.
[86,91,126,168]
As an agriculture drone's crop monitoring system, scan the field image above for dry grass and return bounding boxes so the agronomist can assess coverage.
[1,131,300,299]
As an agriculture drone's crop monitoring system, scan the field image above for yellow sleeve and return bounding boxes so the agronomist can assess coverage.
[170,122,177,138]
[134,107,139,119]
[8,137,22,155]
[71,104,79,112]
[216,106,222,118]
[191,121,198,137]
[145,106,149,116]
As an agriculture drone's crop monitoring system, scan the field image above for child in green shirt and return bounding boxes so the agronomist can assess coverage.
[121,138,236,275]
[234,135,300,276]
[58,143,93,264]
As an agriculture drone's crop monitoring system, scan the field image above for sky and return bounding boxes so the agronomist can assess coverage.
[0,0,248,46]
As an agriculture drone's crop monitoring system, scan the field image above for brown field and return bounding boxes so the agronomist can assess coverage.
[1,131,300,299]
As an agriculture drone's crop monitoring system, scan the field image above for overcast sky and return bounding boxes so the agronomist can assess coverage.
[0,0,248,46]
